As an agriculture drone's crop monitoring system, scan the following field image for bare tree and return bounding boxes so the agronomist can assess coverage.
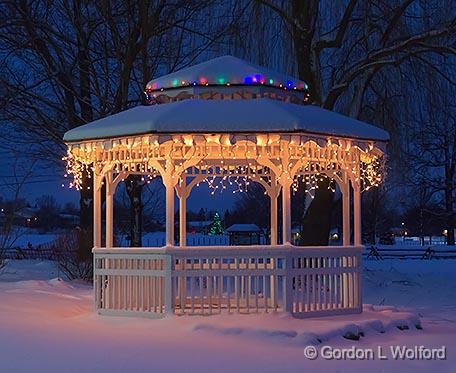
[251,0,456,244]
[114,179,164,246]
[0,156,36,268]
[405,72,456,245]
[231,183,270,238]
[0,0,235,249]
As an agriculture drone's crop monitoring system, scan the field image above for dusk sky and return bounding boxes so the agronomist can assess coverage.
[0,2,455,372]
[1,148,238,211]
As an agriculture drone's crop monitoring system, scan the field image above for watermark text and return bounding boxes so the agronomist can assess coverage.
[303,345,446,361]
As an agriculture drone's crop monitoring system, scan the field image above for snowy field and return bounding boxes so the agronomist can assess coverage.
[0,232,57,248]
[0,259,455,372]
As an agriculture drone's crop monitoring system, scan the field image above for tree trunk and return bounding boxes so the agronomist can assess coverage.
[79,170,93,247]
[125,175,143,247]
[299,178,334,245]
[444,134,455,246]
[419,208,425,246]
[445,186,455,246]
[289,1,334,245]
[291,0,321,104]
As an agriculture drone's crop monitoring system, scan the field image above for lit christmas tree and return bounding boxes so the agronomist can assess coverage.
[209,212,224,235]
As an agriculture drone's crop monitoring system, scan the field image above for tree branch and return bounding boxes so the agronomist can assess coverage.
[315,0,358,50]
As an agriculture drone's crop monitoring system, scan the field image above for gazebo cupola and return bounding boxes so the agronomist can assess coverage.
[63,55,388,319]
[144,55,311,105]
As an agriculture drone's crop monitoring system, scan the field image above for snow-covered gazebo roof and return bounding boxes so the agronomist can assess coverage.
[63,98,388,143]
[226,224,262,233]
[63,55,389,255]
[63,54,388,201]
[64,55,388,144]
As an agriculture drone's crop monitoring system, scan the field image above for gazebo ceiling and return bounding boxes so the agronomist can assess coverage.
[63,98,389,143]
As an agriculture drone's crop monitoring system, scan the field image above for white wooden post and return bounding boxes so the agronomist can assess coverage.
[165,181,175,246]
[269,179,280,246]
[354,183,362,246]
[178,184,187,247]
[342,178,359,308]
[281,182,292,244]
[105,171,114,248]
[164,254,173,314]
[179,196,186,247]
[270,195,278,245]
[342,174,351,246]
[283,253,293,312]
[93,253,99,311]
[93,172,102,248]
[356,253,362,310]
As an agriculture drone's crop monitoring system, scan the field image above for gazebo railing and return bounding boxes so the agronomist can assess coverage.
[93,245,362,318]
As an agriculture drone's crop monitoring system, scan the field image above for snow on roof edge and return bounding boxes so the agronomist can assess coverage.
[63,100,389,143]
[146,55,309,91]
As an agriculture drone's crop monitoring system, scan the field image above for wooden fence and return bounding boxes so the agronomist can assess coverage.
[93,245,362,318]
[2,247,61,260]
[364,245,456,260]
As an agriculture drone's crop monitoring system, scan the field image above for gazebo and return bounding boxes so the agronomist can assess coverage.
[226,224,262,245]
[63,55,388,318]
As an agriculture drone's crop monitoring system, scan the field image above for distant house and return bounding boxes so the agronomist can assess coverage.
[15,207,39,227]
[59,213,80,227]
[292,226,341,245]
[188,220,212,234]
[226,224,262,245]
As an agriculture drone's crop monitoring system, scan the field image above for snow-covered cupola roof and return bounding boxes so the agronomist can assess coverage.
[145,55,310,100]
[63,55,389,144]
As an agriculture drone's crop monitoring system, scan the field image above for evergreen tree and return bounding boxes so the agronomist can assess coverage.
[210,213,224,235]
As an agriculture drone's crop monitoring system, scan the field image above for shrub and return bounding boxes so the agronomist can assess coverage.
[0,250,5,271]
[55,229,92,281]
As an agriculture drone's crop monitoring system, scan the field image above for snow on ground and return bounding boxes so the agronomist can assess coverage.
[135,232,230,247]
[13,233,57,247]
[0,259,454,372]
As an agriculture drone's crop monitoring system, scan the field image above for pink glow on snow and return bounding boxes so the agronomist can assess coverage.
[0,259,455,372]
